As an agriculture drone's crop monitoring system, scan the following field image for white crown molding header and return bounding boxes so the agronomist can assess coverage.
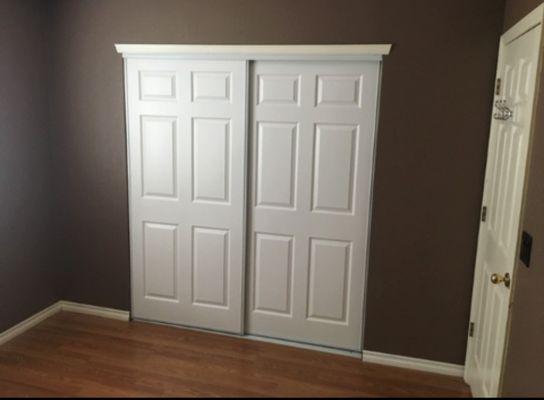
[114,44,393,61]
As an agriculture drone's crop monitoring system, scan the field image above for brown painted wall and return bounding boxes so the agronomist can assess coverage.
[503,0,543,30]
[502,0,544,396]
[0,0,58,331]
[49,0,505,364]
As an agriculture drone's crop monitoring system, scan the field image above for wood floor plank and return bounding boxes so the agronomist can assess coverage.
[0,312,471,397]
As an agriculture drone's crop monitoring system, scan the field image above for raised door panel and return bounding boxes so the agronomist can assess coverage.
[307,239,351,323]
[253,233,293,315]
[141,117,177,198]
[256,122,298,209]
[257,74,300,105]
[192,72,231,102]
[192,227,229,308]
[316,75,362,107]
[192,118,230,203]
[312,124,357,213]
[143,222,178,301]
[139,71,177,101]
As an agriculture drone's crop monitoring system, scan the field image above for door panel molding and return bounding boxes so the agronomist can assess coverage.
[116,44,392,61]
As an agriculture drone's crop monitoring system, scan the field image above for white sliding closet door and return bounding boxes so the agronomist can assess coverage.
[127,59,247,333]
[247,61,379,350]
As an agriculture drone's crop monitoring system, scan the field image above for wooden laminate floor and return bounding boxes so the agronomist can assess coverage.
[0,312,471,397]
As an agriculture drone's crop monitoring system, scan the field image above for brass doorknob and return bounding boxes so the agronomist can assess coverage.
[490,273,511,288]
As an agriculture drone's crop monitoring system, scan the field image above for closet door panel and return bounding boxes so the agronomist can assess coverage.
[247,61,379,350]
[127,59,247,334]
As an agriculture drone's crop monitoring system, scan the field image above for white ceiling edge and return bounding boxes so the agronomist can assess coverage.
[114,44,392,61]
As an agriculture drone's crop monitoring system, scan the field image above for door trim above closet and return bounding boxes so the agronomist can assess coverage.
[115,44,392,61]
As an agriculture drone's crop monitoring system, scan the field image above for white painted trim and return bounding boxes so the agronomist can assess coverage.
[114,44,392,61]
[59,301,130,321]
[0,301,130,346]
[363,350,464,377]
[0,302,61,346]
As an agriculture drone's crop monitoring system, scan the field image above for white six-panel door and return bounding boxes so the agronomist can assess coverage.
[126,56,381,348]
[465,22,542,397]
[246,61,379,350]
[127,59,247,333]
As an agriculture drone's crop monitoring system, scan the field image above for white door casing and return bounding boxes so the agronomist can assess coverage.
[246,61,380,351]
[126,59,248,333]
[465,7,543,397]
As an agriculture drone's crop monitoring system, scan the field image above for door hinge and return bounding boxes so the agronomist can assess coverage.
[481,206,487,222]
[495,78,501,95]
[469,322,475,337]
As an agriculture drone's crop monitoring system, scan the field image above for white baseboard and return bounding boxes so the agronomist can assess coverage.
[59,301,130,321]
[363,350,464,377]
[0,300,130,346]
[0,302,61,346]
